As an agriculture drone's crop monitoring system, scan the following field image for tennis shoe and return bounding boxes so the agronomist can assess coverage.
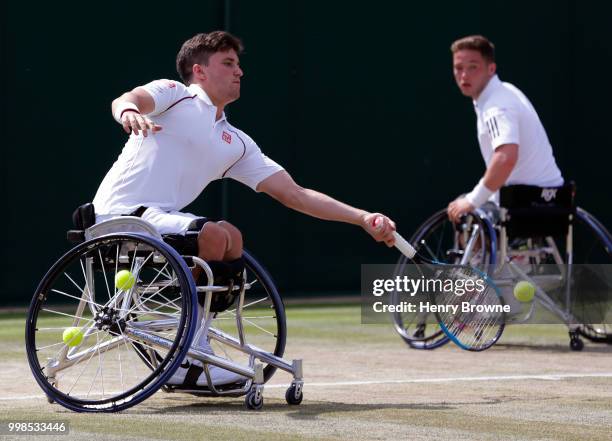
[166,341,247,386]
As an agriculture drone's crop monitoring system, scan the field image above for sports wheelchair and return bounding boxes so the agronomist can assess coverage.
[25,204,304,412]
[392,182,612,351]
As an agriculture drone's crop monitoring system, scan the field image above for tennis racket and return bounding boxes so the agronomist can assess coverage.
[374,217,505,351]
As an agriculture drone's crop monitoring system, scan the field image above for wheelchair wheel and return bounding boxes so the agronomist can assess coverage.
[391,209,496,349]
[25,233,198,412]
[573,208,612,264]
[573,208,612,343]
[208,249,286,382]
[529,207,612,343]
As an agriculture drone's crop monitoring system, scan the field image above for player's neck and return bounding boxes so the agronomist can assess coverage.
[473,82,489,100]
[473,74,497,101]
[197,84,226,120]
[214,107,225,121]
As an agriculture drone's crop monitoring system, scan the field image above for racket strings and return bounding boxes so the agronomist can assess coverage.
[434,267,504,350]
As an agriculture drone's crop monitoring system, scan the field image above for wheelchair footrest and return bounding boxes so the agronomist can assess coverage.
[164,380,249,396]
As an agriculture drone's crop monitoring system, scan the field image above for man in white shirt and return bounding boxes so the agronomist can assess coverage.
[447,35,563,222]
[93,31,396,387]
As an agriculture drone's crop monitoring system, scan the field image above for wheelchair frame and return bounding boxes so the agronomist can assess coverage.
[490,205,612,349]
[26,217,304,412]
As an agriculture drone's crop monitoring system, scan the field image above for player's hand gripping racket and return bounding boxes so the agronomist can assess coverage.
[373,217,505,351]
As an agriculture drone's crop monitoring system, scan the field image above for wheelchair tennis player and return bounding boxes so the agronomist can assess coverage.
[446,35,564,222]
[90,31,396,387]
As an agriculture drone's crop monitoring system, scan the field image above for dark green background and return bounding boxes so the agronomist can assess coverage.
[2,1,610,304]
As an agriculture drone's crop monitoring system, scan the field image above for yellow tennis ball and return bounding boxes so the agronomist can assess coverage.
[513,281,535,302]
[115,270,136,290]
[62,327,84,347]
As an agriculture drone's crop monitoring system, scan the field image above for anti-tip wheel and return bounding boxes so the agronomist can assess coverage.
[570,337,584,351]
[285,384,303,405]
[245,390,264,410]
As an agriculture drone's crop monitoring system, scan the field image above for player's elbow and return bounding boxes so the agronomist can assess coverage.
[279,185,306,210]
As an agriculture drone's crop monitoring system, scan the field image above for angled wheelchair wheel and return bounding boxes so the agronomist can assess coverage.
[391,209,496,349]
[127,247,287,391]
[573,208,612,343]
[208,249,286,383]
[573,208,612,264]
[25,233,198,412]
[530,207,612,345]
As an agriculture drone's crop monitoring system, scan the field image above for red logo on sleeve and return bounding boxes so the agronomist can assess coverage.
[222,131,232,144]
[166,81,176,88]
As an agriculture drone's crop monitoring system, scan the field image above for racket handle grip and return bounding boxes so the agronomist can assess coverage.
[392,231,416,259]
[372,216,416,259]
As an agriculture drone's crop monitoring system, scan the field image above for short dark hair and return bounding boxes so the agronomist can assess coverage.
[450,35,495,63]
[176,31,244,84]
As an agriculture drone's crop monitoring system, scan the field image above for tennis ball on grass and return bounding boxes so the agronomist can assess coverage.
[115,270,136,290]
[513,281,535,302]
[62,327,84,347]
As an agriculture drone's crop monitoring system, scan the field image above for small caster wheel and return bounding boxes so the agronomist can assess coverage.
[245,390,263,410]
[285,383,303,405]
[570,337,584,351]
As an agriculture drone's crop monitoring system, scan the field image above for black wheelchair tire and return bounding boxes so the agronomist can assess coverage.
[25,233,198,412]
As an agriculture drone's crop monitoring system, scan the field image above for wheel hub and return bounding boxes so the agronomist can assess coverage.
[94,306,126,335]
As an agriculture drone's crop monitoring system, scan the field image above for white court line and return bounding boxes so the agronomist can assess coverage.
[265,372,612,388]
[6,372,612,401]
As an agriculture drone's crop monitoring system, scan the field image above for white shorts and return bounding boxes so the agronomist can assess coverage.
[96,207,200,235]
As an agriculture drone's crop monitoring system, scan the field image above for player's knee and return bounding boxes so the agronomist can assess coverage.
[218,221,243,252]
[198,222,228,254]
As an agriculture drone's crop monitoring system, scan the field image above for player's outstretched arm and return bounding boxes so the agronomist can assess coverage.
[258,170,396,246]
[111,87,162,137]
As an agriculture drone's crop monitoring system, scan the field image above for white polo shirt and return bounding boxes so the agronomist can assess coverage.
[93,80,283,216]
[473,75,563,187]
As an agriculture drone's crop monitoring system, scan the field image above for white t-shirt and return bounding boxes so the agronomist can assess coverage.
[93,80,283,216]
[473,75,563,188]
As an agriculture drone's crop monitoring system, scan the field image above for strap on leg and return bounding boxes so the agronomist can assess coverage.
[183,363,204,387]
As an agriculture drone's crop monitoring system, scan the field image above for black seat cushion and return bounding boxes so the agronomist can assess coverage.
[72,203,96,230]
[67,203,95,244]
[500,182,576,238]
